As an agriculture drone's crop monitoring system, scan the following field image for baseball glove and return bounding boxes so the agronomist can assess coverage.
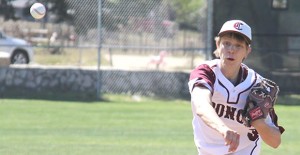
[242,78,279,127]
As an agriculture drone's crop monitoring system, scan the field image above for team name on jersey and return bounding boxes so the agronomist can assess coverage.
[211,102,244,124]
[211,102,259,141]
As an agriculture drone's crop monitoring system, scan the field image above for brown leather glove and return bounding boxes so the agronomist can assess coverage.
[242,78,279,127]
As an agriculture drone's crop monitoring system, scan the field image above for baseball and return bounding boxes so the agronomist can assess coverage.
[30,3,46,19]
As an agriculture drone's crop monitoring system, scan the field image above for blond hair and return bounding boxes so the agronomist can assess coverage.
[213,32,250,58]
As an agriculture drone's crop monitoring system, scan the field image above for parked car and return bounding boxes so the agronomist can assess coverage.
[0,31,33,64]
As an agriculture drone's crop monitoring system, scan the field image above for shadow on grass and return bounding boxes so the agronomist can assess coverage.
[277,94,300,106]
[0,89,108,103]
[0,89,182,104]
[4,89,296,106]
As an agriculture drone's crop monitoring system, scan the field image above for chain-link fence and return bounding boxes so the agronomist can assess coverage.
[1,0,208,70]
[1,0,300,99]
[0,0,209,99]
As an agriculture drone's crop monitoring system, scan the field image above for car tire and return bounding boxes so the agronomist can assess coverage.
[10,50,29,64]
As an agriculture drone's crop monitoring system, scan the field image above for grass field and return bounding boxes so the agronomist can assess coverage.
[0,94,299,155]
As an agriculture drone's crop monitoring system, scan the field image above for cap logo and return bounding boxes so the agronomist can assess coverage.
[234,22,243,30]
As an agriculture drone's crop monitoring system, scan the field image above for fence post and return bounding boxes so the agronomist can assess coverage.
[206,0,213,60]
[97,0,103,100]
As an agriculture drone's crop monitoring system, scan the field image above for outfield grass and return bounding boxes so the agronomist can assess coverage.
[0,94,299,155]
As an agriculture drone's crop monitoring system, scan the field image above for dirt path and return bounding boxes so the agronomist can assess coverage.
[104,54,204,71]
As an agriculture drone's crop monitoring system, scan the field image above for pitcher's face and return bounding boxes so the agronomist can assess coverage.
[217,35,251,67]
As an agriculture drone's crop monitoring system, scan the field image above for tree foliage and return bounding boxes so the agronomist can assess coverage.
[0,0,17,20]
[47,0,73,23]
[0,0,204,33]
[169,0,204,30]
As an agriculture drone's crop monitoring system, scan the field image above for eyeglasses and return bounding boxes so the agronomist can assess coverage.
[221,41,244,51]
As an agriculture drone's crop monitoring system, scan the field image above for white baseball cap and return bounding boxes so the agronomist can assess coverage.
[218,20,252,43]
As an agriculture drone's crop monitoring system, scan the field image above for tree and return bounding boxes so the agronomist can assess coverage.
[47,0,73,23]
[0,0,17,20]
[169,0,204,30]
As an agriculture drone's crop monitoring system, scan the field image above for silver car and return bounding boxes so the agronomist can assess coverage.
[0,31,33,64]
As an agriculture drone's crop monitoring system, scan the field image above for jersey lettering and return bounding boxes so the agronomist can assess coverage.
[212,102,259,141]
[212,102,243,124]
[224,106,236,120]
[236,110,243,124]
[213,102,225,117]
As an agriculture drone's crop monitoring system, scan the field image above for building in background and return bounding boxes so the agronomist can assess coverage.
[213,0,300,71]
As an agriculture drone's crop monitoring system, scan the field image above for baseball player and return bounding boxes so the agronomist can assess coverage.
[188,20,284,155]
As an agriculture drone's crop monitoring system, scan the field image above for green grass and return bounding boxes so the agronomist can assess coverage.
[261,104,299,155]
[0,94,299,155]
[0,95,196,155]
